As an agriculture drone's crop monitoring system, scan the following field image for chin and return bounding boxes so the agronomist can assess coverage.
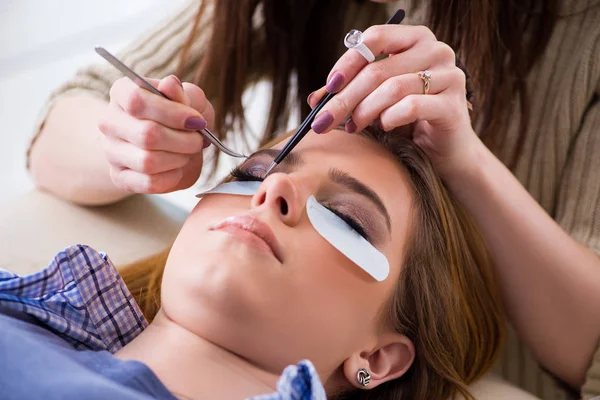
[167,233,281,306]
[162,253,266,328]
[164,226,290,331]
[162,248,287,357]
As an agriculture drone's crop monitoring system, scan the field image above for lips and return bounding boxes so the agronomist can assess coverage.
[210,215,283,263]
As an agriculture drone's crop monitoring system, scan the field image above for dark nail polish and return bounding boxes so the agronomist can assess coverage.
[311,111,334,134]
[185,117,207,130]
[345,118,357,133]
[326,72,344,93]
[202,137,212,149]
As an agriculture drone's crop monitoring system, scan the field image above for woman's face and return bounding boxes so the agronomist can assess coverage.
[162,129,415,383]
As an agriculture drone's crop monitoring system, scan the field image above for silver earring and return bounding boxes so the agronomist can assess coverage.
[356,368,371,387]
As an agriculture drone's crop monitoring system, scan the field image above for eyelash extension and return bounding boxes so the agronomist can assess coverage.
[325,207,370,241]
[230,167,264,182]
[230,166,370,241]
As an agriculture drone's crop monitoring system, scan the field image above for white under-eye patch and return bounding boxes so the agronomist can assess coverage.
[195,181,262,198]
[306,196,390,282]
[196,181,389,281]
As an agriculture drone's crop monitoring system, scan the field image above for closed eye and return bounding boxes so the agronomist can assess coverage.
[230,166,264,182]
[324,206,370,241]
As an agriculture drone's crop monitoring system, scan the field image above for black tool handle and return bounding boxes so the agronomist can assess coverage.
[272,93,334,165]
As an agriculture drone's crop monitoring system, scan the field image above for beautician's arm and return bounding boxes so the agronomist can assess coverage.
[445,105,600,388]
[30,96,129,205]
[28,0,206,206]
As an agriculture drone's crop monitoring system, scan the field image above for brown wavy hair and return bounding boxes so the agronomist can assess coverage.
[177,0,557,175]
[120,125,505,399]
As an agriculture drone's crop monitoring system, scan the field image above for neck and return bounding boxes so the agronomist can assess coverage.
[115,309,278,400]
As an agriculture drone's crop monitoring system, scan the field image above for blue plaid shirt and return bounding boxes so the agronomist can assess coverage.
[0,245,326,400]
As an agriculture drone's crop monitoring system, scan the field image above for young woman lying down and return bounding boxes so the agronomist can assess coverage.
[0,125,504,400]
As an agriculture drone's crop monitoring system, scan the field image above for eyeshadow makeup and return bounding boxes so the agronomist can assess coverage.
[198,182,390,282]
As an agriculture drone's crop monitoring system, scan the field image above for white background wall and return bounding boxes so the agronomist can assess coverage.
[0,0,285,211]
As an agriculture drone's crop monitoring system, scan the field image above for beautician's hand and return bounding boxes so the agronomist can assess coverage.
[308,25,478,180]
[98,75,214,193]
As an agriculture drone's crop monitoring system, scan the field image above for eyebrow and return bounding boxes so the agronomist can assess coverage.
[328,168,392,234]
[246,148,392,233]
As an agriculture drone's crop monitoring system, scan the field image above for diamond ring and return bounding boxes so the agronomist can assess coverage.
[344,29,375,63]
[416,70,432,94]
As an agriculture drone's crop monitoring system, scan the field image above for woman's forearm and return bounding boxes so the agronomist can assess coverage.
[30,96,132,205]
[448,140,600,387]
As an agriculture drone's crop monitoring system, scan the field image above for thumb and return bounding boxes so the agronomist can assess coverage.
[308,86,328,109]
[157,75,188,105]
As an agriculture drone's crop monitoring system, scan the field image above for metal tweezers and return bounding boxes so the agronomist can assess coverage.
[95,47,247,158]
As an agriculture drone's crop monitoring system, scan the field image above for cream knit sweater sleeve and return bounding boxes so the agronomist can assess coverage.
[27,0,209,169]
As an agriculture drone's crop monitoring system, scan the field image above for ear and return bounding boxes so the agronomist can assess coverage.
[343,333,415,389]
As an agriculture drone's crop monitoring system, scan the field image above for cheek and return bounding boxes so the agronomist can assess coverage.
[292,237,394,337]
[162,210,217,282]
[172,196,249,255]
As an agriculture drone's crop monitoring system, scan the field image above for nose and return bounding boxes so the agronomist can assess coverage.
[250,173,303,226]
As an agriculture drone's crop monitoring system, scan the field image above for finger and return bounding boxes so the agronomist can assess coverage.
[378,93,456,131]
[349,68,463,133]
[109,77,160,108]
[307,87,328,109]
[183,83,212,148]
[201,101,215,133]
[111,76,161,90]
[183,83,207,113]
[346,41,455,95]
[144,77,161,88]
[103,136,191,174]
[316,41,461,135]
[110,77,206,131]
[325,25,439,93]
[173,153,204,191]
[110,166,184,194]
[99,103,205,154]
[183,83,215,130]
[158,75,187,105]
[313,47,424,134]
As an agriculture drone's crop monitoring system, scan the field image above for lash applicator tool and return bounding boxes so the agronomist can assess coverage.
[95,47,247,159]
[263,9,406,177]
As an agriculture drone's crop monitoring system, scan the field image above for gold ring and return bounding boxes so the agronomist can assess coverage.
[416,70,431,94]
